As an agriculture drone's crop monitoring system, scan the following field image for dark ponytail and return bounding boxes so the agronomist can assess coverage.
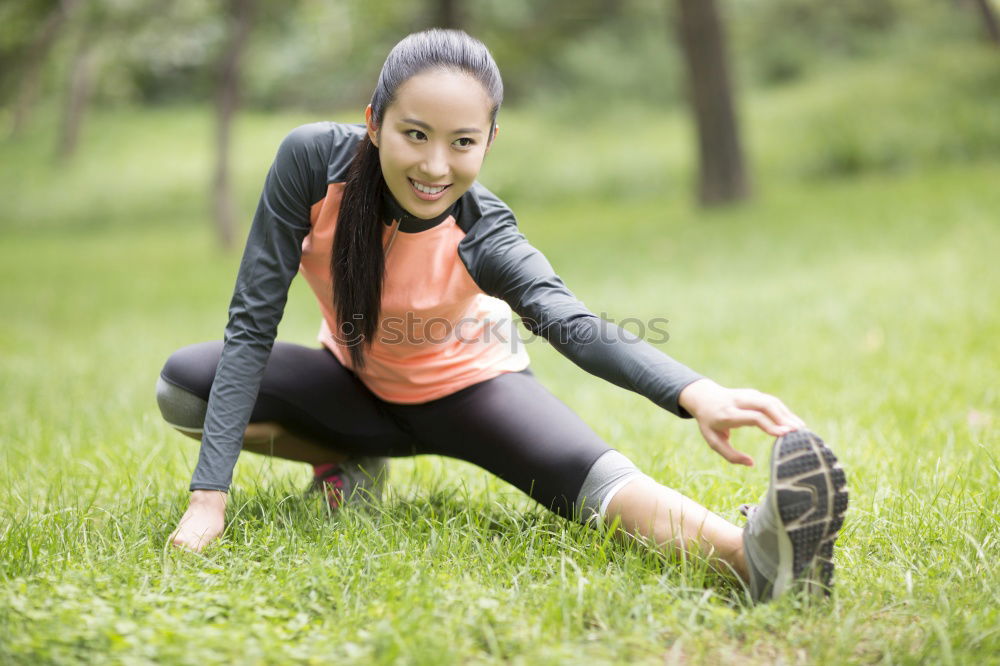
[332,29,504,369]
[332,134,386,368]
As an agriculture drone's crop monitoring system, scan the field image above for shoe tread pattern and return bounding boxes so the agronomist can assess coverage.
[774,430,849,595]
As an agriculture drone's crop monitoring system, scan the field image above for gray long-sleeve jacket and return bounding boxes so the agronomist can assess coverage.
[189,122,702,491]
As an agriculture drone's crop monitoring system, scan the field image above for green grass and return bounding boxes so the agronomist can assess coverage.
[1,46,999,664]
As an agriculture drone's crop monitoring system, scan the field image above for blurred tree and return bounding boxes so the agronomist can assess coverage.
[675,0,749,206]
[970,0,1000,44]
[8,0,81,138]
[214,0,255,250]
[728,0,983,87]
[473,0,633,102]
[55,0,171,158]
[433,0,465,29]
[56,7,96,158]
[122,0,225,105]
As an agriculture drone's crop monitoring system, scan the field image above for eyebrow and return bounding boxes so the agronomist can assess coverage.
[401,118,483,134]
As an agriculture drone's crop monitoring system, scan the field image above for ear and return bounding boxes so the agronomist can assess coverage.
[485,124,499,154]
[365,105,379,147]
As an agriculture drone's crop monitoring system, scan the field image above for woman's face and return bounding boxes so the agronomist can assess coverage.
[367,69,498,220]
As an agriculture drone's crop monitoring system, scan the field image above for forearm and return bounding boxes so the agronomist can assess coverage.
[190,243,298,491]
[545,316,704,418]
[188,129,317,491]
[190,334,276,491]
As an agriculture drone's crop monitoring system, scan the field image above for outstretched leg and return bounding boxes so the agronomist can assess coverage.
[607,429,849,602]
[389,369,750,579]
[605,476,748,579]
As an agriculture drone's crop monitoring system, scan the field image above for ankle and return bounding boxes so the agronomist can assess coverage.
[731,539,750,582]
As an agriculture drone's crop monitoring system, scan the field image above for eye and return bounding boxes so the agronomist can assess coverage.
[405,129,427,141]
[453,137,475,148]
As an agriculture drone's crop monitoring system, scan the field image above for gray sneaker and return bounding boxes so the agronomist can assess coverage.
[309,457,390,511]
[741,429,848,603]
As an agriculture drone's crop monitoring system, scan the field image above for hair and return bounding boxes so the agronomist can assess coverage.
[332,29,504,369]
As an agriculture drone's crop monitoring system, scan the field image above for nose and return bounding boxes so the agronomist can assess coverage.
[418,144,449,182]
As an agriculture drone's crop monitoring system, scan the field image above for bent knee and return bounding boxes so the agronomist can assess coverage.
[160,341,221,392]
[156,375,207,434]
[157,341,221,434]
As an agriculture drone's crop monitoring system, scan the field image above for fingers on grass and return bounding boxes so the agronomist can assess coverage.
[703,426,755,467]
[171,536,206,553]
[720,443,755,467]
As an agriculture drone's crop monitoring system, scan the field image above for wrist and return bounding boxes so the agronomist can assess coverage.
[678,378,723,417]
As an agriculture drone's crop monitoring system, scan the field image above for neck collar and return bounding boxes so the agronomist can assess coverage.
[382,189,457,233]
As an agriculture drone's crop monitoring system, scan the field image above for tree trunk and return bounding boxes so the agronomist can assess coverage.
[434,0,463,30]
[213,0,255,250]
[56,27,95,159]
[675,0,750,206]
[971,0,1000,44]
[11,0,82,138]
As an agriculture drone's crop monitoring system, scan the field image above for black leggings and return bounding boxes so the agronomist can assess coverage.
[159,341,616,518]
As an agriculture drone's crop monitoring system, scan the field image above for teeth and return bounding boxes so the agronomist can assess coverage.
[411,179,447,195]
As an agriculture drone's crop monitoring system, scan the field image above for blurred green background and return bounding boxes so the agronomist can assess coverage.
[3,0,1000,234]
[2,1,999,664]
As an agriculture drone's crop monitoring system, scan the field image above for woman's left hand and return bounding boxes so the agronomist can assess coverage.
[678,378,807,467]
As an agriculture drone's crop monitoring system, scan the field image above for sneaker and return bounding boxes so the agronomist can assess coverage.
[741,429,848,603]
[308,457,390,511]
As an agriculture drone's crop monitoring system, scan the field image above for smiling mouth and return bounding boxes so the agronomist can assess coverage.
[408,178,451,200]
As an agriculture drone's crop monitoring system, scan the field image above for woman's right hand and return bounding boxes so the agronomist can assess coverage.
[169,490,227,552]
[678,378,806,467]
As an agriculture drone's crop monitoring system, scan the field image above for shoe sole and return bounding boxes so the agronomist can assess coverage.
[768,429,848,598]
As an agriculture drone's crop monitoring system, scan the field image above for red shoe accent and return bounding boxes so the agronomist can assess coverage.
[313,462,339,478]
[314,465,347,510]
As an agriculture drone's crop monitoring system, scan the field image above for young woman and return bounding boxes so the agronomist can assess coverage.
[156,29,847,603]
